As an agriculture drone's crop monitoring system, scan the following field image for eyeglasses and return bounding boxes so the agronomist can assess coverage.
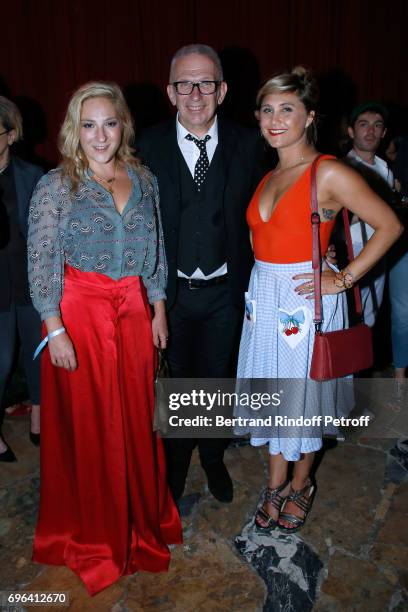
[171,81,220,95]
[0,129,10,137]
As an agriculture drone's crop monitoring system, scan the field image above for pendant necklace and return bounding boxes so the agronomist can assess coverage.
[275,154,306,174]
[92,162,117,194]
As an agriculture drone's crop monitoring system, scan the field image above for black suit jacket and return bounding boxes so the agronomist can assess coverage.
[0,156,43,309]
[137,117,267,309]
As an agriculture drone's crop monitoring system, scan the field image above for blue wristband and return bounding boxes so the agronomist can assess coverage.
[33,327,66,360]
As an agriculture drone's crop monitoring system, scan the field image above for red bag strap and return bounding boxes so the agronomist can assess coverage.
[311,156,322,324]
[310,156,363,327]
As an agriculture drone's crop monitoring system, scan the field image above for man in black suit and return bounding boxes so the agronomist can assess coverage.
[137,44,266,503]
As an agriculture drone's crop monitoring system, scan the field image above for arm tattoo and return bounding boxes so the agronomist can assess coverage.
[321,208,336,221]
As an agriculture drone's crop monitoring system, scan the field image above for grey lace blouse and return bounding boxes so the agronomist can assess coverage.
[27,164,167,320]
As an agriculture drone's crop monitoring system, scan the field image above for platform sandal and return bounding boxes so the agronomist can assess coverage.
[278,480,315,534]
[254,480,290,532]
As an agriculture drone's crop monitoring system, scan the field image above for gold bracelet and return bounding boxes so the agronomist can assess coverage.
[334,269,354,289]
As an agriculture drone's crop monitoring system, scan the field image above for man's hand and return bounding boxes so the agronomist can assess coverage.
[323,243,337,268]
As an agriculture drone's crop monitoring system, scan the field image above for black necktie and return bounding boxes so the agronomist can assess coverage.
[186,134,211,191]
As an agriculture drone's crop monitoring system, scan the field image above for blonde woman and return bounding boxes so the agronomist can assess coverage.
[28,82,182,595]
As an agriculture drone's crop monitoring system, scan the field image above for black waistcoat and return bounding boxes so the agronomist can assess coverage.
[177,146,226,276]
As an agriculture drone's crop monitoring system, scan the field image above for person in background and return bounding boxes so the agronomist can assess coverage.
[0,96,43,462]
[345,102,395,327]
[386,136,408,199]
[28,82,182,595]
[385,136,408,386]
[389,238,408,386]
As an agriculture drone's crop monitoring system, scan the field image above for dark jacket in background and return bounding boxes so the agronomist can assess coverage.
[0,156,43,310]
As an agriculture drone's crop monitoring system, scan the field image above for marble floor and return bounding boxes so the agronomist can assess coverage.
[1,400,408,611]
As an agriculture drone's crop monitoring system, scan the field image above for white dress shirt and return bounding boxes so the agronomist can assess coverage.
[176,115,227,280]
[176,114,218,174]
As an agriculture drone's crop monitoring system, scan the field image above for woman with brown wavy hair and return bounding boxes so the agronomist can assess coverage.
[28,82,182,595]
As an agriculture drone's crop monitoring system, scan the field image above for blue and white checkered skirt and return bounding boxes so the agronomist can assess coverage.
[235,259,352,461]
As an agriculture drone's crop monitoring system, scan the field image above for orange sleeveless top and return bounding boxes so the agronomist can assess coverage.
[247,155,336,263]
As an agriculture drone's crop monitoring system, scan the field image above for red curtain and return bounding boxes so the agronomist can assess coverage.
[3,0,406,165]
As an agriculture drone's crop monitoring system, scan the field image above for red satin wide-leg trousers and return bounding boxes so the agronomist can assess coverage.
[33,266,182,595]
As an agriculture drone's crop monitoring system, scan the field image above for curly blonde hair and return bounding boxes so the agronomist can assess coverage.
[59,81,142,190]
